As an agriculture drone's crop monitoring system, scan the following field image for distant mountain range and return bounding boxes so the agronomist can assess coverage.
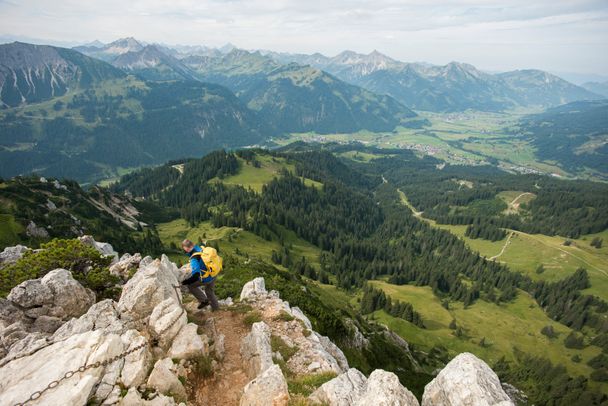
[266,50,603,112]
[0,41,418,181]
[516,100,608,176]
[183,49,418,133]
[0,42,125,108]
[71,38,604,112]
[1,37,606,181]
[582,81,608,98]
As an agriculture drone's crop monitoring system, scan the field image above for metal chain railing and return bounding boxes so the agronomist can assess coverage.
[12,285,186,406]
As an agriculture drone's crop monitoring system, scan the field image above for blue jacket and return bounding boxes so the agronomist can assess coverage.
[187,245,214,283]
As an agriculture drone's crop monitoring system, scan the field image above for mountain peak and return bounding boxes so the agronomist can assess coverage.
[103,37,144,55]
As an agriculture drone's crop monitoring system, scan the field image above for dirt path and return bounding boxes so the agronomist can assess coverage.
[509,192,534,209]
[189,309,250,406]
[489,232,514,261]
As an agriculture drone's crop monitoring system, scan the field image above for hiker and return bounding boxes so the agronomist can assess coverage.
[181,239,220,311]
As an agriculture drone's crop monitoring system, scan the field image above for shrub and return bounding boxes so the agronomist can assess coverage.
[243,311,263,326]
[287,372,337,396]
[590,368,608,382]
[564,332,585,349]
[274,310,295,322]
[193,354,214,378]
[540,325,557,339]
[271,335,298,361]
[0,238,116,299]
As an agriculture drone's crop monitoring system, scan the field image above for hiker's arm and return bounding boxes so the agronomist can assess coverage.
[190,257,201,277]
[181,274,199,285]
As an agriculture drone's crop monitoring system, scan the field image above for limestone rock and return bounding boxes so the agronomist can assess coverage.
[149,298,187,349]
[344,319,370,350]
[32,315,63,334]
[120,387,183,406]
[0,330,124,406]
[241,321,274,379]
[310,368,367,406]
[0,244,29,266]
[7,279,53,308]
[110,253,142,279]
[7,269,95,320]
[119,329,152,388]
[421,352,514,406]
[26,221,49,238]
[355,369,419,406]
[79,235,119,262]
[1,331,49,365]
[240,277,267,301]
[168,323,207,360]
[146,358,187,401]
[118,259,181,325]
[316,333,349,372]
[52,299,124,341]
[240,364,289,406]
[291,306,312,329]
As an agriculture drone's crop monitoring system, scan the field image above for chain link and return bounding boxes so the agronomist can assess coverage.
[12,285,186,406]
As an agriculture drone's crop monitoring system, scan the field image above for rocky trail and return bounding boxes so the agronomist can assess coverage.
[189,309,250,405]
[0,237,518,406]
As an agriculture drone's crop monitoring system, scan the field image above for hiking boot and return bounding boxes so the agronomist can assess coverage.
[197,301,210,309]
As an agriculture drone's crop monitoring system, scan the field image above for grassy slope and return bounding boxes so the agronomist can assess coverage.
[382,189,608,390]
[369,281,603,382]
[157,219,321,270]
[209,154,322,193]
[399,189,608,301]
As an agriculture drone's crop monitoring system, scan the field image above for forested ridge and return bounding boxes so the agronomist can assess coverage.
[112,144,608,403]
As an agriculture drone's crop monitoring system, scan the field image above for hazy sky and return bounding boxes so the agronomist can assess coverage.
[1,0,607,76]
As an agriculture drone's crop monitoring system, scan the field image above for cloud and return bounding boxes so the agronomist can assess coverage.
[0,0,607,74]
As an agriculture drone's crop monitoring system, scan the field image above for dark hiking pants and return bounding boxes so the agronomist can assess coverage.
[186,279,219,310]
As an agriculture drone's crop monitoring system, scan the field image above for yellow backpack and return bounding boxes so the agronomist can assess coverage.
[192,247,223,279]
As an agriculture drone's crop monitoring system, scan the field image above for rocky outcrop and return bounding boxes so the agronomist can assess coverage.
[310,368,367,406]
[311,368,418,406]
[237,278,513,406]
[0,329,124,405]
[356,370,419,406]
[0,243,207,406]
[240,364,290,406]
[240,277,267,301]
[241,321,274,379]
[421,352,514,406]
[0,268,96,363]
[26,221,49,238]
[168,322,208,359]
[78,235,119,262]
[0,244,29,266]
[12,268,96,319]
[110,253,142,280]
[147,358,187,401]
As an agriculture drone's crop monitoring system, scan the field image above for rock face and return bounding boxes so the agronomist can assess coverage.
[422,352,514,406]
[0,247,207,406]
[110,253,142,279]
[356,370,419,406]
[147,358,187,401]
[240,277,267,301]
[78,235,119,261]
[0,244,29,266]
[0,330,123,405]
[240,364,290,406]
[241,321,274,379]
[0,268,96,363]
[311,368,418,406]
[310,368,367,406]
